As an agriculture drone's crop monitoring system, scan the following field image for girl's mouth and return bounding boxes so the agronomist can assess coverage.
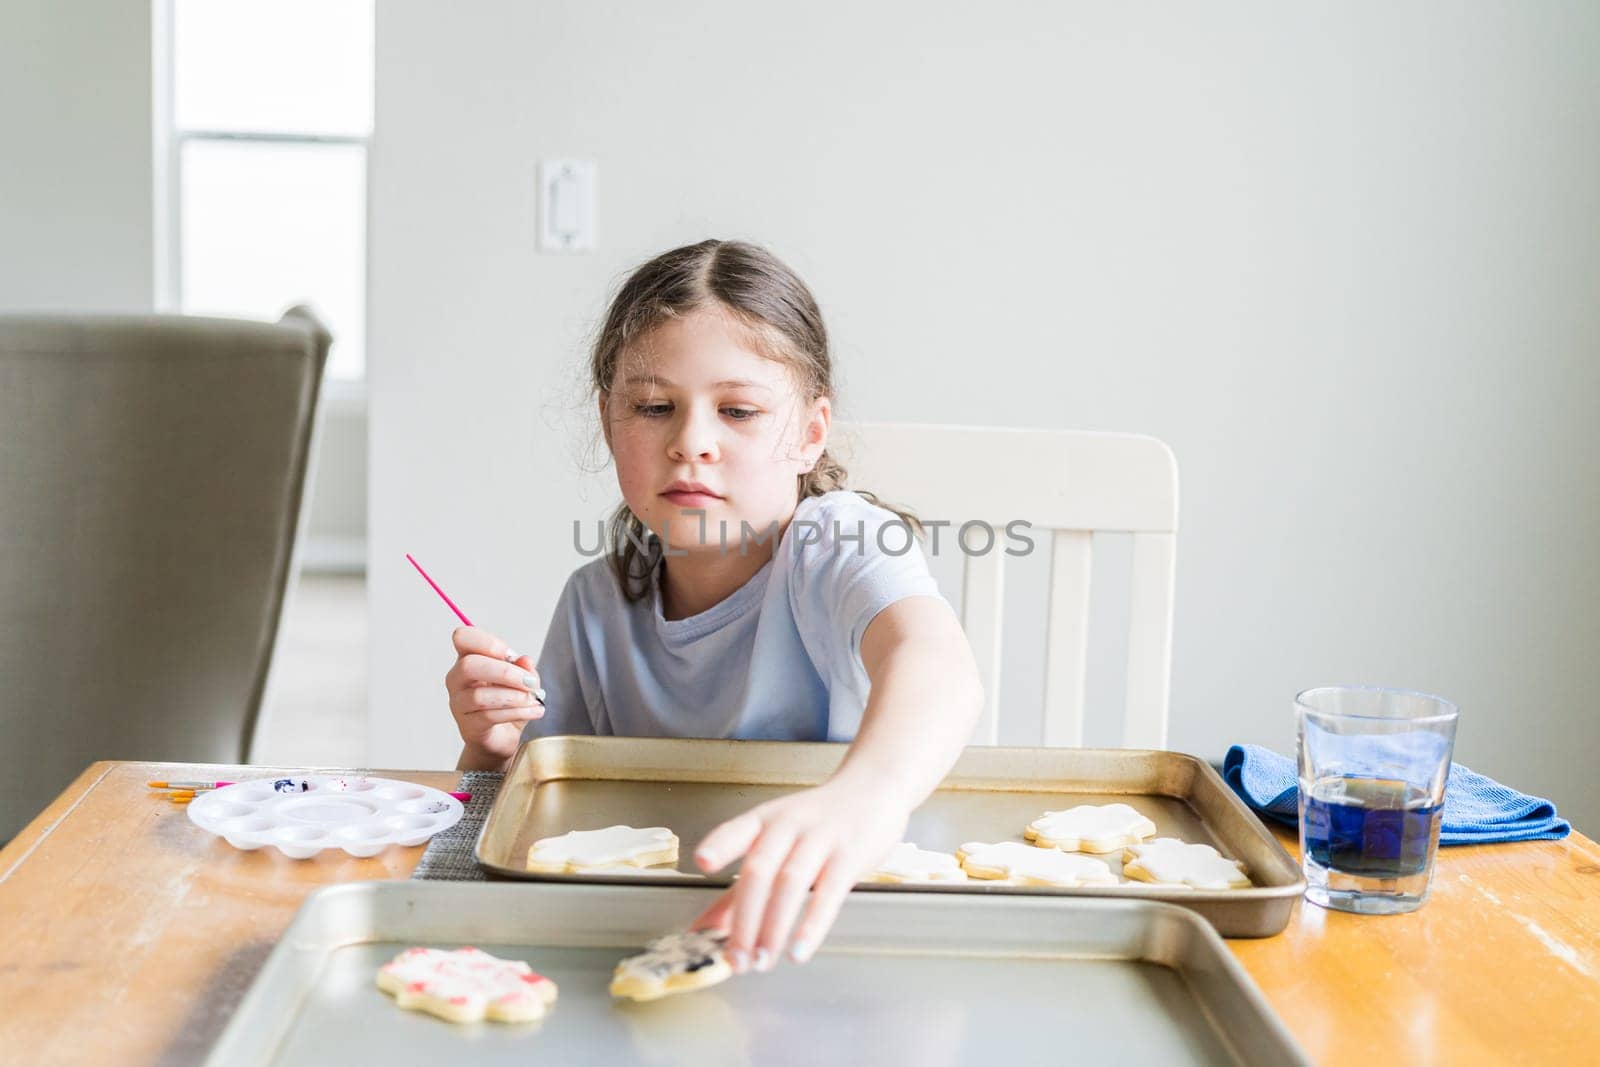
[661,491,723,507]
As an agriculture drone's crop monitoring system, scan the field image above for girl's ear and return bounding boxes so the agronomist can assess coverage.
[598,391,613,450]
[800,395,831,471]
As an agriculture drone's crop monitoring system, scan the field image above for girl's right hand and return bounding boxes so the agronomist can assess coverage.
[445,626,545,766]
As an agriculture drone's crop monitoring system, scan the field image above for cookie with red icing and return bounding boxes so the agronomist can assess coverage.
[376,946,558,1023]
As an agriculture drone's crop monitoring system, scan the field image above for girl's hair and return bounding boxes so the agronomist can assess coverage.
[592,239,920,601]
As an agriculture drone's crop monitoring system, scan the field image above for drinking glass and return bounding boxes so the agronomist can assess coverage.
[1296,686,1459,915]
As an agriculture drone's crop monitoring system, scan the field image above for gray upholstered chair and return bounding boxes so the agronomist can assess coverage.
[0,307,330,842]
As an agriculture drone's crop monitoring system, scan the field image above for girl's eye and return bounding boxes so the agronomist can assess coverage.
[630,402,759,420]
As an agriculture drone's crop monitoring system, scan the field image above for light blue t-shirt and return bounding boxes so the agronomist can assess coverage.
[521,490,944,743]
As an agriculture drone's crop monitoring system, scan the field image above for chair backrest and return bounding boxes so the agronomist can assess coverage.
[830,422,1178,749]
[0,308,329,841]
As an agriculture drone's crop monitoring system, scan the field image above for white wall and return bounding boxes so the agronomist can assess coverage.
[370,1,1600,830]
[0,0,154,311]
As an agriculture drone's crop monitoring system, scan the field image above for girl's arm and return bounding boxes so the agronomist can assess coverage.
[693,594,983,972]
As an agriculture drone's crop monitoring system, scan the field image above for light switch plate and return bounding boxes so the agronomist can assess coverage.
[539,159,596,251]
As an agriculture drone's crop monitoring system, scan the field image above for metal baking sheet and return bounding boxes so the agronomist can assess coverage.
[205,881,1308,1066]
[475,738,1304,938]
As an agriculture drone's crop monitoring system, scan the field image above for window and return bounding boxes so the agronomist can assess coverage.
[159,0,374,383]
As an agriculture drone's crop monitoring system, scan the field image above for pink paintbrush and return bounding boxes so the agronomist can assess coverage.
[406,554,536,684]
[407,553,476,627]
[150,780,471,802]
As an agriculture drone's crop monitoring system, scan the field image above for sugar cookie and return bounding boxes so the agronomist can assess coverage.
[1122,838,1251,889]
[864,842,969,884]
[609,930,732,1002]
[376,946,557,1023]
[1114,879,1193,892]
[956,841,1118,887]
[525,825,678,873]
[584,864,700,878]
[1024,802,1158,853]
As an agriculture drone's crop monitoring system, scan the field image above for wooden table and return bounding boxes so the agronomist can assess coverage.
[3,762,1597,1065]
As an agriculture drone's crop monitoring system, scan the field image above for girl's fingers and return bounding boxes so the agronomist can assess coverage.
[449,685,543,718]
[450,627,529,665]
[467,703,545,726]
[449,653,540,692]
[450,625,509,659]
[694,811,764,874]
[788,861,858,965]
[725,825,798,974]
[755,837,831,968]
[690,889,735,933]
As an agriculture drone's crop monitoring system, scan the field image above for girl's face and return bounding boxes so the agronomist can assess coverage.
[602,306,830,555]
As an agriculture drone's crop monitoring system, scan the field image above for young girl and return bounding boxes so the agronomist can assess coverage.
[445,239,983,975]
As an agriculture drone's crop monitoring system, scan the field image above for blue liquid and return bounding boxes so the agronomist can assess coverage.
[1302,777,1442,879]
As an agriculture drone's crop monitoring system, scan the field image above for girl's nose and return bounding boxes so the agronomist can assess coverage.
[668,408,719,462]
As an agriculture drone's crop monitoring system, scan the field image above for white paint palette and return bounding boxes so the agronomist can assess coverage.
[186,775,464,859]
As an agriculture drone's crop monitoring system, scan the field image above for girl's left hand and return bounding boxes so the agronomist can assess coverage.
[689,774,910,973]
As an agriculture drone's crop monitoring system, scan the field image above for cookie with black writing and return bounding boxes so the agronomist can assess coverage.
[609,930,732,1002]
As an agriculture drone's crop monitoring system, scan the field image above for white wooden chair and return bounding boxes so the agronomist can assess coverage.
[831,422,1178,750]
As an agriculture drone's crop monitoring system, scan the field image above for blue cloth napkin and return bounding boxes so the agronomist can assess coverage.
[1222,743,1571,845]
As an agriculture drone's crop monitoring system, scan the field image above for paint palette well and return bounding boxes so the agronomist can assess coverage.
[187,775,464,858]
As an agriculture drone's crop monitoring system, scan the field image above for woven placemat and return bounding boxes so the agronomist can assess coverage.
[410,771,504,881]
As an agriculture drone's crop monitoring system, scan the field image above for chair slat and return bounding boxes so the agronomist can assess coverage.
[961,545,1005,745]
[839,422,1178,751]
[1043,530,1093,747]
[1123,531,1177,749]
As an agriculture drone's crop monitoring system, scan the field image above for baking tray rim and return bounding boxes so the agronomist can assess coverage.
[205,879,1311,1067]
[472,737,1306,910]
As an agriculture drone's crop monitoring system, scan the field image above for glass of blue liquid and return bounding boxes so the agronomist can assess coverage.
[1296,686,1458,915]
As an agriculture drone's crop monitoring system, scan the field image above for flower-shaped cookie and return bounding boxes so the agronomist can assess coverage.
[1024,802,1158,853]
[1121,838,1251,890]
[957,841,1118,887]
[376,946,557,1023]
[610,930,732,1002]
[525,825,679,873]
[864,842,969,884]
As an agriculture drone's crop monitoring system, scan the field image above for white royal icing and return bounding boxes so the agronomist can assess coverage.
[615,930,728,984]
[378,947,554,1018]
[958,841,1118,886]
[1124,838,1250,889]
[527,825,677,869]
[871,842,968,882]
[584,864,695,878]
[1027,803,1157,850]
